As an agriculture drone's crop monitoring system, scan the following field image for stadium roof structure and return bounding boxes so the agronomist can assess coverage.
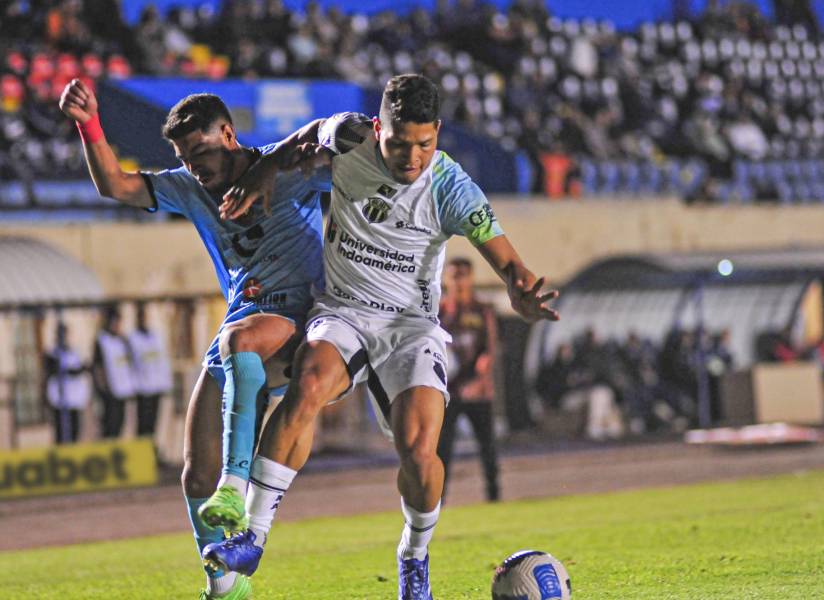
[0,237,103,309]
[566,247,824,290]
[525,247,824,375]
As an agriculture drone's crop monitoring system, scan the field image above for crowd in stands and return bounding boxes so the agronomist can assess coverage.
[0,0,822,203]
[534,327,734,438]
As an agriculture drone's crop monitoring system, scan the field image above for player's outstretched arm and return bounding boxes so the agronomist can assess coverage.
[476,235,560,323]
[220,120,327,220]
[59,79,153,209]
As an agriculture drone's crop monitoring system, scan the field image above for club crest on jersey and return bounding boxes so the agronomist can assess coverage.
[243,278,262,299]
[362,197,391,223]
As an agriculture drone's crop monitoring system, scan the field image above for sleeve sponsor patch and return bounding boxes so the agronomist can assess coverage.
[464,203,500,246]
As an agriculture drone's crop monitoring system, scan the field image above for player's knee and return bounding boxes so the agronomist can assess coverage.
[219,325,261,356]
[289,372,330,417]
[181,460,218,498]
[399,438,440,474]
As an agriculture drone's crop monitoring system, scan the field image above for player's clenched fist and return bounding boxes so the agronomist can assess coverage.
[59,78,98,124]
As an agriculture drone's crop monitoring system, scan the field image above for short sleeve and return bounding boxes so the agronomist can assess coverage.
[258,141,331,193]
[318,112,373,155]
[140,168,193,216]
[433,153,504,245]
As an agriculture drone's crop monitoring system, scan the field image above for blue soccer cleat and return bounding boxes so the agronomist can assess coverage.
[202,530,263,577]
[398,553,434,600]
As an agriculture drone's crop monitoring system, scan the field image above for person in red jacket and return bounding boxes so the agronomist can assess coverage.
[438,256,500,502]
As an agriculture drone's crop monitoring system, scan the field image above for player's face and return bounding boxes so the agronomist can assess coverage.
[375,118,440,185]
[445,264,473,297]
[171,123,235,192]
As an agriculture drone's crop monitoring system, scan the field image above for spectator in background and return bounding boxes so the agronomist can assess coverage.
[572,328,625,440]
[535,342,579,409]
[769,325,801,362]
[92,305,135,438]
[43,321,90,444]
[438,257,501,502]
[128,302,173,439]
[706,328,734,422]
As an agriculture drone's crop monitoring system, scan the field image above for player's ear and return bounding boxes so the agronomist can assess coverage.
[372,116,381,140]
[221,122,236,146]
[434,119,442,133]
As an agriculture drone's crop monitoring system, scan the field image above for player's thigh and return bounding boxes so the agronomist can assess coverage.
[218,312,298,362]
[182,368,222,489]
[390,386,446,458]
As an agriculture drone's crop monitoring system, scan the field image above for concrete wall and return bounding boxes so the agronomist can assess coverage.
[4,198,824,297]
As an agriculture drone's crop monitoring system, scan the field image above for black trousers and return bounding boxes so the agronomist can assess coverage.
[437,398,500,501]
[136,393,161,437]
[52,407,81,444]
[100,393,125,438]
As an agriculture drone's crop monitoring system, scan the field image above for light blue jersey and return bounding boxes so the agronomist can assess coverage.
[142,143,330,370]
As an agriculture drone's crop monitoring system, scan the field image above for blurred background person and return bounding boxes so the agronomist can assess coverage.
[92,305,135,439]
[438,257,500,502]
[128,302,172,439]
[43,321,91,444]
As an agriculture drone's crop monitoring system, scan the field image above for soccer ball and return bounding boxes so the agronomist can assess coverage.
[491,550,571,600]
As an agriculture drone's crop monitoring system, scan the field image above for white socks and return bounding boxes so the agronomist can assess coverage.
[217,473,248,500]
[246,456,297,548]
[398,498,441,561]
[208,571,237,595]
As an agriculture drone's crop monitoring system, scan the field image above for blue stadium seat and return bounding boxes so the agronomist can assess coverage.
[580,159,598,195]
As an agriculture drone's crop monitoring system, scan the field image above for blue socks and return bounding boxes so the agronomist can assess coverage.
[185,495,225,576]
[221,352,267,482]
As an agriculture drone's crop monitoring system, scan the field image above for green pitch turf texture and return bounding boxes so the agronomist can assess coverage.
[7,469,824,599]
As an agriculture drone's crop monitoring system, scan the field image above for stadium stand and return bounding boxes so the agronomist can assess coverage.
[0,0,822,205]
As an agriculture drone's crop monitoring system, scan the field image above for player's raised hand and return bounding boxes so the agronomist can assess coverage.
[510,276,560,322]
[59,79,97,123]
[220,157,275,219]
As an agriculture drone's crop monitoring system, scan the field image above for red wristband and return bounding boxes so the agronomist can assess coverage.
[77,114,104,144]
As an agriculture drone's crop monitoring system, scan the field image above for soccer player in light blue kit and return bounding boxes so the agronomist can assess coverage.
[59,79,329,600]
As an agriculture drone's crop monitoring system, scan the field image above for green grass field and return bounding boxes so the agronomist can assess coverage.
[9,470,824,599]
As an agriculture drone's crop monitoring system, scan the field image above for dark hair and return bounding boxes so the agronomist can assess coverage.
[162,93,233,140]
[380,74,440,124]
[448,256,473,270]
[102,304,120,327]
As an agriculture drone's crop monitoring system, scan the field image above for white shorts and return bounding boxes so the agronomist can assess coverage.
[306,295,451,439]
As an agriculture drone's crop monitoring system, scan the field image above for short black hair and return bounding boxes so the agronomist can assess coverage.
[448,256,473,270]
[162,93,233,140]
[380,74,440,124]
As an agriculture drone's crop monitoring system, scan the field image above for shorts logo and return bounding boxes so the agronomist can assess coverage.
[362,197,391,223]
[308,318,326,331]
[468,203,496,227]
[424,347,447,385]
[243,278,262,299]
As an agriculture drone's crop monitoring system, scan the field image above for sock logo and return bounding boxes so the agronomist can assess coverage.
[270,492,284,511]
[227,456,250,470]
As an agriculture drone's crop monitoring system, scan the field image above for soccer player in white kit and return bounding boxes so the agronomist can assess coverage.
[210,74,559,600]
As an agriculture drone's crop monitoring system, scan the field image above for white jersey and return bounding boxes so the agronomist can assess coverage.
[97,331,136,399]
[46,348,91,409]
[318,112,503,320]
[128,329,173,396]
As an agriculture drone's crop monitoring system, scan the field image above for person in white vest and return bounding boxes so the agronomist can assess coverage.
[92,305,136,438]
[128,302,173,438]
[43,322,91,444]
